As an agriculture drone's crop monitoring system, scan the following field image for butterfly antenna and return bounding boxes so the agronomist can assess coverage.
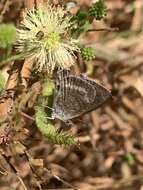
[44,105,54,111]
[45,116,54,120]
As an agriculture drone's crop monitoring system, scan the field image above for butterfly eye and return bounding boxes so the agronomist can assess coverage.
[36,31,44,40]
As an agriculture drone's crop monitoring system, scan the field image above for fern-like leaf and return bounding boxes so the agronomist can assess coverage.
[35,106,75,146]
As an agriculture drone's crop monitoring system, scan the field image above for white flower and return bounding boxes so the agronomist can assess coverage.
[16,4,79,73]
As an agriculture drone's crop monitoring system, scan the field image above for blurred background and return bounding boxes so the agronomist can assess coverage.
[0,0,143,189]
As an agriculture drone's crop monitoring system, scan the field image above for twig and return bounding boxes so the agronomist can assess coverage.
[90,43,129,63]
[105,107,131,130]
[0,168,8,175]
[2,154,28,190]
[0,0,11,23]
[24,150,43,190]
[78,174,143,190]
[24,149,77,190]
[88,27,119,32]
[20,112,35,121]
[0,53,31,68]
[44,167,78,190]
[115,60,143,78]
[16,174,28,190]
[109,173,143,189]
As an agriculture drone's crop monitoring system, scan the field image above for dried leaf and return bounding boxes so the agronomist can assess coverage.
[120,75,143,97]
[10,141,26,155]
[29,158,43,167]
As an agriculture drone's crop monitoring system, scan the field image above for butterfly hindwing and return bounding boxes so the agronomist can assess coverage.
[52,70,111,121]
[53,76,96,120]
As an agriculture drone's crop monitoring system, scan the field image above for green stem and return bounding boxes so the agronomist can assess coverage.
[0,52,31,67]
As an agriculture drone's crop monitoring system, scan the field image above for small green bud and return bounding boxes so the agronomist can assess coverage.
[81,47,96,61]
[42,80,55,97]
[76,10,88,22]
[89,0,107,20]
[125,153,134,165]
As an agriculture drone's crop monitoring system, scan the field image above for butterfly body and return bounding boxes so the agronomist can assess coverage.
[52,70,111,121]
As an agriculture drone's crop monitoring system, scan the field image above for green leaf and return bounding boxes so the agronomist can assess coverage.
[0,24,16,48]
[125,153,134,165]
[35,105,75,146]
[42,79,55,97]
[0,72,5,93]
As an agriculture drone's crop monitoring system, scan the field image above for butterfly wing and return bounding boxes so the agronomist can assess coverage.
[52,70,111,121]
[52,76,96,121]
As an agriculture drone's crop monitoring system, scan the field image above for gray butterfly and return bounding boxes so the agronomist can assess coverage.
[52,70,111,122]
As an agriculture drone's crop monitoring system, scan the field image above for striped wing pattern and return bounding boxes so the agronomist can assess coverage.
[52,70,111,121]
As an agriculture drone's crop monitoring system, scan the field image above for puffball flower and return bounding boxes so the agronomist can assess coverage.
[16,4,79,73]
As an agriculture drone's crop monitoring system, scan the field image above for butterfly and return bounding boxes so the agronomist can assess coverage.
[51,70,112,122]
